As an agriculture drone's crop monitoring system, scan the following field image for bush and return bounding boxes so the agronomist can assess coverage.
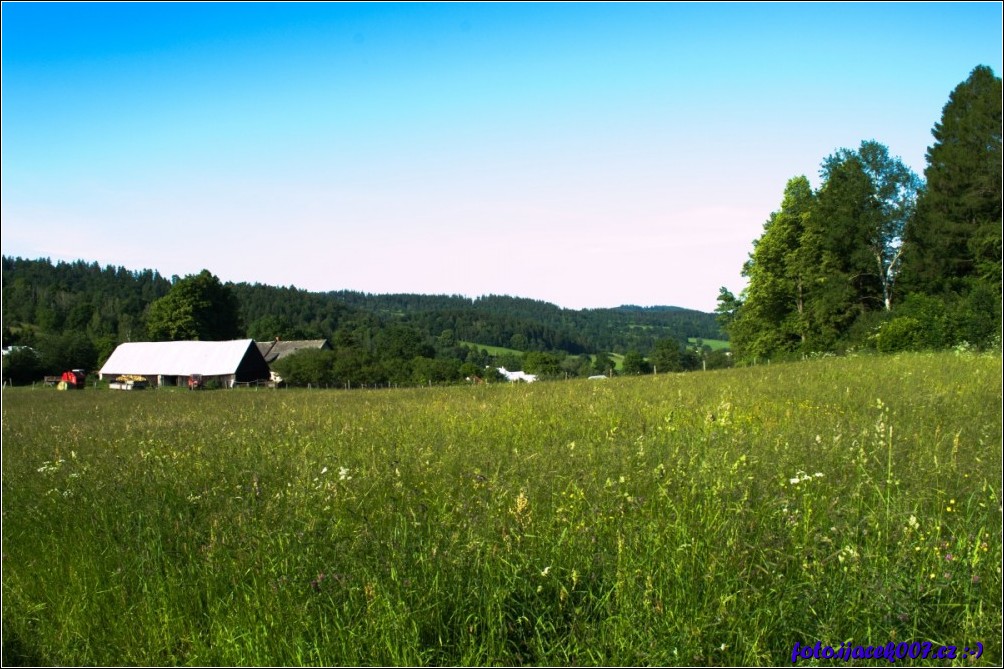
[893,294,953,349]
[621,350,652,375]
[272,349,337,387]
[874,317,924,353]
[951,282,1002,348]
[2,346,44,385]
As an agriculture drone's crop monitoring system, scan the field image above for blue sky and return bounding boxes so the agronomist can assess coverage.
[3,3,1001,311]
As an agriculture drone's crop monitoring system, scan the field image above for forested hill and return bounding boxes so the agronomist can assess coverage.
[2,256,722,372]
[324,291,721,354]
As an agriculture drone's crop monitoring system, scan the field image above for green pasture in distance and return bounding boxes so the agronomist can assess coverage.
[2,351,1000,666]
[459,341,624,371]
[459,340,524,357]
[688,337,730,350]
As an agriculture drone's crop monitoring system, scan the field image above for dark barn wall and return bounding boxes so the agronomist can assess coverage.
[235,344,272,383]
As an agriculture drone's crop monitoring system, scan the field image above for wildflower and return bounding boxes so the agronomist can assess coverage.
[320,466,328,475]
[540,566,551,577]
[789,471,816,485]
[907,515,919,530]
[311,572,326,591]
[511,491,530,524]
[837,545,859,563]
[338,467,351,481]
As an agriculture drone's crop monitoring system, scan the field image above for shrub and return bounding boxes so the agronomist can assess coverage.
[1,346,44,385]
[874,317,924,353]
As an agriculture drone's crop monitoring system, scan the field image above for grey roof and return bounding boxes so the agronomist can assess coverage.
[256,339,330,363]
[99,339,259,377]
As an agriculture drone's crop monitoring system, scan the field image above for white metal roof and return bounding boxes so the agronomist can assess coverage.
[99,339,257,377]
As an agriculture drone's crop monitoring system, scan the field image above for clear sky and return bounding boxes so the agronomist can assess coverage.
[2,2,1001,312]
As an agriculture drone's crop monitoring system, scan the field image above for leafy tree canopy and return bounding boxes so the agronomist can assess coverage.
[147,270,242,341]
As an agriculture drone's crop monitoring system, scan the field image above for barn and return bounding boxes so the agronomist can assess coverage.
[99,339,271,388]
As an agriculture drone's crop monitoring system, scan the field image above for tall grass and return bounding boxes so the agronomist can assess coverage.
[2,351,1000,665]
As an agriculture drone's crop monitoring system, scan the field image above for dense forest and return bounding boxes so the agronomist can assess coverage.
[1,257,723,386]
[717,65,1001,360]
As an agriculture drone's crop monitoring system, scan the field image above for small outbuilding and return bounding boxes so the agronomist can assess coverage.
[99,339,271,388]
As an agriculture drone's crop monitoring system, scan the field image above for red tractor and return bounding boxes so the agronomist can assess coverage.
[188,374,203,390]
[57,369,86,390]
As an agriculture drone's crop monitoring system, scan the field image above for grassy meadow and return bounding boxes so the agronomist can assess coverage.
[2,351,1001,665]
[688,337,731,351]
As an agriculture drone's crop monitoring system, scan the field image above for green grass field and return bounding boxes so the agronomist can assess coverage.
[2,351,1000,665]
[688,337,731,351]
[459,341,525,357]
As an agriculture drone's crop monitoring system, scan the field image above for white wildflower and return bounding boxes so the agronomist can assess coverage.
[789,470,822,486]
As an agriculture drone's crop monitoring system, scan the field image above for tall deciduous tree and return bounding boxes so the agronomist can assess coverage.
[146,270,242,341]
[902,65,1002,296]
[735,176,816,358]
[818,141,922,312]
[803,152,879,346]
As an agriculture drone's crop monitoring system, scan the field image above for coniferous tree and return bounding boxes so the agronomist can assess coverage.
[901,65,1002,297]
[650,337,683,373]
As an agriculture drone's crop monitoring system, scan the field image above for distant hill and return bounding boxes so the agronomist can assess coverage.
[320,291,723,354]
[2,256,725,378]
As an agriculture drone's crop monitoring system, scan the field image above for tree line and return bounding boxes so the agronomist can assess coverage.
[717,65,1001,361]
[2,259,724,385]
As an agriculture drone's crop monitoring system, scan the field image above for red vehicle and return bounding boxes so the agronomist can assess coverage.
[58,369,86,390]
[188,374,203,390]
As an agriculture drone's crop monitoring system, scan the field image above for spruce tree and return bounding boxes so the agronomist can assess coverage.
[902,65,1002,296]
